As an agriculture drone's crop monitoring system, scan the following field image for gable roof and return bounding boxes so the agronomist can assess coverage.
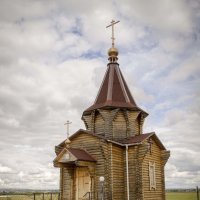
[54,147,97,164]
[67,148,97,162]
[83,63,148,116]
[117,132,166,150]
[117,132,154,144]
[57,129,166,150]
[58,129,105,147]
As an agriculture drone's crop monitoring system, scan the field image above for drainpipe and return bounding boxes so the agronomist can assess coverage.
[126,145,130,200]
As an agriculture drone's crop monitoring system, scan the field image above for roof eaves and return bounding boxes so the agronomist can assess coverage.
[53,148,67,163]
[151,133,166,150]
[107,139,142,147]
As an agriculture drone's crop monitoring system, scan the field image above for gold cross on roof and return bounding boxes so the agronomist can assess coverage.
[106,20,120,48]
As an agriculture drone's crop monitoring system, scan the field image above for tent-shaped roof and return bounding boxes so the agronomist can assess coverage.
[83,63,148,116]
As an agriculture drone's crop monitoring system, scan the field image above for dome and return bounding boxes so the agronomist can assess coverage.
[108,47,119,57]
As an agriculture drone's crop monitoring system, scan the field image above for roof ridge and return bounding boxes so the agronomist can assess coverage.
[57,129,165,150]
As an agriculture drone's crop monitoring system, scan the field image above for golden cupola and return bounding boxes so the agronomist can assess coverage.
[108,47,118,63]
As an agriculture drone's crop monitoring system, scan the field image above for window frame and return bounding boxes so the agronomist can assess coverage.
[149,161,156,190]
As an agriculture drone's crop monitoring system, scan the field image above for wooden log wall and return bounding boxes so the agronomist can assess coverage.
[127,146,137,200]
[111,144,125,200]
[62,167,74,200]
[99,109,118,139]
[82,108,144,141]
[82,111,95,132]
[127,111,140,136]
[59,133,168,200]
[161,150,170,200]
[69,133,108,199]
[139,114,145,135]
[94,113,105,136]
[142,139,163,200]
[112,111,127,139]
[82,114,91,130]
[60,168,63,200]
[128,144,148,200]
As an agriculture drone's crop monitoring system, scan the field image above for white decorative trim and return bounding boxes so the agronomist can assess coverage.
[149,161,156,190]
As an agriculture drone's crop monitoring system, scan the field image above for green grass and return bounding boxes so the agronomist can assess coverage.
[0,192,198,200]
[0,193,59,200]
[166,192,197,200]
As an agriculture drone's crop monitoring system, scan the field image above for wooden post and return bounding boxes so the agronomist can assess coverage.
[50,193,52,200]
[42,193,44,200]
[197,186,199,200]
[33,193,36,200]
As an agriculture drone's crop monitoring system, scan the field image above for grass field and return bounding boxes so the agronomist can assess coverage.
[0,192,198,200]
[0,193,59,200]
[166,192,197,200]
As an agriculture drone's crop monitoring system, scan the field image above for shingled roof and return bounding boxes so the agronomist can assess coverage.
[67,148,97,162]
[83,63,148,116]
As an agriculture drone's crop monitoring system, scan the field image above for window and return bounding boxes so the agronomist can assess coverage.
[149,161,156,190]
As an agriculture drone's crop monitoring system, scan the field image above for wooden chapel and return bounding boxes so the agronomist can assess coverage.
[53,20,170,200]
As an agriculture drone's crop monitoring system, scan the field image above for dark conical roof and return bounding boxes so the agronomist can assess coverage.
[83,63,148,116]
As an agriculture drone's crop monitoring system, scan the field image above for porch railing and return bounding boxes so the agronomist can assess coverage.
[0,192,60,200]
[82,192,95,200]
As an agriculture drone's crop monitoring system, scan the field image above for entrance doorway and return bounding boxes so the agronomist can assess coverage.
[76,167,91,200]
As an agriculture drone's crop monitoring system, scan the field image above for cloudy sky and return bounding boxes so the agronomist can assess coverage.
[0,0,200,190]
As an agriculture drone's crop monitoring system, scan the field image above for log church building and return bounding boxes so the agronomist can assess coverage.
[53,20,170,200]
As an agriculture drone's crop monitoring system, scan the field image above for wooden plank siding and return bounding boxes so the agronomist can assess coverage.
[69,133,108,199]
[57,106,169,200]
[111,144,125,200]
[128,144,148,200]
[142,139,164,200]
[60,168,63,200]
[113,111,127,139]
[62,167,74,200]
[99,109,118,140]
[82,109,144,141]
[128,111,140,136]
[82,114,92,131]
[94,113,105,136]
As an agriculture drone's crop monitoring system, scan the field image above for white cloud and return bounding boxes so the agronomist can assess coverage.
[0,178,4,185]
[0,0,199,190]
[118,0,194,33]
[0,164,12,173]
[166,53,200,83]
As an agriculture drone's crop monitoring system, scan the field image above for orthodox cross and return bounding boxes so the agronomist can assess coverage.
[64,120,72,138]
[106,20,120,48]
